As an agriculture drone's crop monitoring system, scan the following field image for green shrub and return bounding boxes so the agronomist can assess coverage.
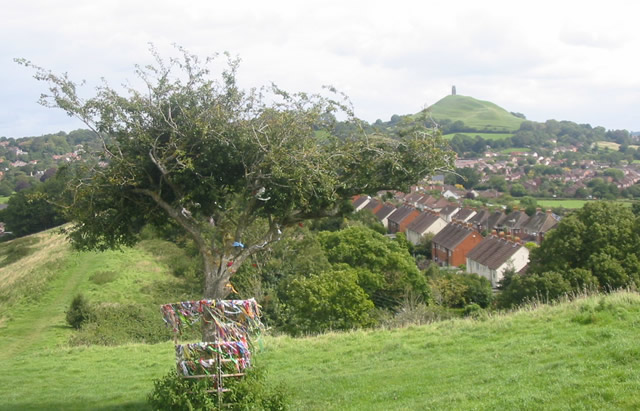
[148,365,289,411]
[379,303,456,328]
[462,303,487,320]
[66,294,93,329]
[69,303,173,346]
[147,369,216,411]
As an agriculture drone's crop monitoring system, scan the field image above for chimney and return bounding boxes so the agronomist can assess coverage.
[546,209,552,214]
[491,230,498,236]
[499,232,505,238]
[514,236,521,244]
[536,207,542,213]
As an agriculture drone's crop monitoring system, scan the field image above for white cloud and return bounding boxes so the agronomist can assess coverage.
[2,0,640,137]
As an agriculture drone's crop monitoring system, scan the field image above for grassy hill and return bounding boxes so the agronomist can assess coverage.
[2,231,640,409]
[424,94,525,134]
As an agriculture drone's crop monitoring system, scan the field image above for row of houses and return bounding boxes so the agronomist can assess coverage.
[352,194,558,287]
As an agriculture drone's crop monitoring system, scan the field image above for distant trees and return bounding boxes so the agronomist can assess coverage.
[444,167,481,189]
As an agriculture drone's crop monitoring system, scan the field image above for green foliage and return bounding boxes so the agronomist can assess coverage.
[462,303,487,319]
[66,294,92,329]
[19,46,453,300]
[444,167,481,189]
[69,302,173,346]
[509,183,527,197]
[148,365,289,411]
[282,268,375,335]
[529,202,640,290]
[428,270,493,308]
[497,271,572,309]
[317,226,429,308]
[147,369,217,411]
[1,181,66,237]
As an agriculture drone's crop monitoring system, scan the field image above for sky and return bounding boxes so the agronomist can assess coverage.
[2,0,639,138]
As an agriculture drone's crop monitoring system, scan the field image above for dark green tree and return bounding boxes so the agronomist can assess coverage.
[529,202,640,289]
[317,226,429,308]
[18,46,452,336]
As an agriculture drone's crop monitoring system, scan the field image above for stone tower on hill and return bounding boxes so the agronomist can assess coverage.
[452,85,457,95]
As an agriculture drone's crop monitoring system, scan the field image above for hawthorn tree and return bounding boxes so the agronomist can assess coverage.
[19,47,453,315]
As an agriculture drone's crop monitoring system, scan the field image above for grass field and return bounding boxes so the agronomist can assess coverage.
[426,95,524,133]
[533,199,633,209]
[2,231,640,409]
[500,147,531,154]
[594,141,640,151]
[0,196,9,204]
[443,132,514,140]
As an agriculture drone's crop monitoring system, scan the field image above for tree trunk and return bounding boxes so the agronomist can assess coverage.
[202,251,232,341]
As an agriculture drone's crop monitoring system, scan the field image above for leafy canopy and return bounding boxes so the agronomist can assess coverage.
[18,46,453,299]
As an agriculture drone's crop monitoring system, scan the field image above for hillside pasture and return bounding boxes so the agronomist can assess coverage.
[534,199,633,209]
[426,95,524,132]
[443,132,514,140]
[2,231,640,410]
[594,141,640,151]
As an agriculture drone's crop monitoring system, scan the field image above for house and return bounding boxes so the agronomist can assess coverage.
[469,210,505,234]
[403,192,424,207]
[451,207,477,223]
[405,212,448,245]
[520,210,558,244]
[439,204,461,223]
[374,203,397,229]
[387,205,420,234]
[362,198,383,214]
[416,195,437,211]
[466,234,530,287]
[352,195,371,212]
[442,189,461,200]
[432,222,483,267]
[498,209,529,236]
[430,197,451,212]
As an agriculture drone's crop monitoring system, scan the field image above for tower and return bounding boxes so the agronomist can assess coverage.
[452,85,457,96]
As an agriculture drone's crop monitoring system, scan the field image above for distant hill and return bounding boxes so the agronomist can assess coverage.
[422,94,525,133]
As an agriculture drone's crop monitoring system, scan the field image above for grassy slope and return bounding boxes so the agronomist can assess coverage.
[427,95,524,133]
[443,132,514,141]
[2,232,640,409]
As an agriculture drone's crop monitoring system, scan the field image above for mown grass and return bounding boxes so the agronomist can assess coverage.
[0,195,10,204]
[2,232,640,409]
[443,132,514,140]
[534,199,633,209]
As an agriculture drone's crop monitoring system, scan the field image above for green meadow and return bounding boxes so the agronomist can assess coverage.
[533,199,633,209]
[427,95,524,133]
[2,230,640,410]
[443,132,514,141]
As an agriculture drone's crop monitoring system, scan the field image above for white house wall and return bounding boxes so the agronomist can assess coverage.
[466,246,529,288]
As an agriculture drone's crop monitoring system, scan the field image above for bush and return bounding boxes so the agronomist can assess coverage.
[462,303,487,320]
[147,369,216,411]
[69,302,173,346]
[148,365,289,411]
[66,294,92,329]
